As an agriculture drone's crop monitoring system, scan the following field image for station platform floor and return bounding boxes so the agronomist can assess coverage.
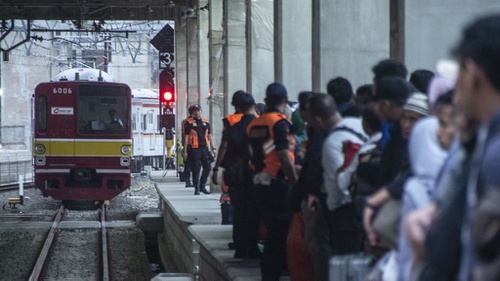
[149,169,290,281]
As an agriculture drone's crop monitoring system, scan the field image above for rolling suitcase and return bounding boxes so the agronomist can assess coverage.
[329,253,375,281]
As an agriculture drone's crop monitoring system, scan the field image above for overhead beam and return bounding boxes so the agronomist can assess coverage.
[0,1,190,21]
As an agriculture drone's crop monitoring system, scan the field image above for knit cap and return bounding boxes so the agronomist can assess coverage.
[404,93,429,116]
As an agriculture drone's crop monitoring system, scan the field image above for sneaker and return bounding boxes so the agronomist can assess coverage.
[200,188,211,194]
[185,183,194,188]
[194,190,200,195]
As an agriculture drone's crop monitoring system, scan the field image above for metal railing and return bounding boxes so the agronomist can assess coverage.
[0,160,33,186]
[0,125,33,186]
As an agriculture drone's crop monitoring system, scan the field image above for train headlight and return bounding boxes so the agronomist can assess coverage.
[35,144,46,154]
[35,156,46,166]
[121,145,131,155]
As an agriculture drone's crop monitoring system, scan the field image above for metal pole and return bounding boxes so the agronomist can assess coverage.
[19,175,24,205]
[162,127,166,171]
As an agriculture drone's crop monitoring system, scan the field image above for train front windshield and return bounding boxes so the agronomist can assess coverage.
[77,84,130,135]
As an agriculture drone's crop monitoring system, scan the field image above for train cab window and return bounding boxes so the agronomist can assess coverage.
[37,96,48,131]
[77,85,129,135]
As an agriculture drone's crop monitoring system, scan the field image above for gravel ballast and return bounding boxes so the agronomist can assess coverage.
[0,174,159,281]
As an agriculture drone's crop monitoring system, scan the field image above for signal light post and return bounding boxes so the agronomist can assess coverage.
[151,23,175,173]
[159,68,175,131]
[159,68,175,173]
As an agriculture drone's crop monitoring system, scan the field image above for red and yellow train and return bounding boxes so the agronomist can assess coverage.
[33,68,133,201]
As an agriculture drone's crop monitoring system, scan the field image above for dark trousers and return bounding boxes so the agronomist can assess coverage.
[183,161,192,183]
[229,182,260,255]
[189,147,211,190]
[256,179,291,281]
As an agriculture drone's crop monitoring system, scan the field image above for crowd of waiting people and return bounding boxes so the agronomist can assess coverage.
[184,14,500,281]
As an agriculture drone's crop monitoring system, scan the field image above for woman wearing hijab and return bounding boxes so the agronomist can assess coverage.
[398,117,448,281]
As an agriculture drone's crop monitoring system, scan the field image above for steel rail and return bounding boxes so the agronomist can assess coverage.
[28,204,65,281]
[100,204,110,281]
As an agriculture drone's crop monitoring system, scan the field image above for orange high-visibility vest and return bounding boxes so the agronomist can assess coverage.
[225,113,243,126]
[247,112,295,177]
[187,118,210,148]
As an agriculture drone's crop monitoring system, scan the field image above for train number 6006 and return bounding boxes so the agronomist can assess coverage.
[52,87,73,94]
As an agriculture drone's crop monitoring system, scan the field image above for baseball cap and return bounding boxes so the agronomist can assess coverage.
[266,82,288,104]
[239,93,256,109]
[231,90,247,107]
[189,104,202,112]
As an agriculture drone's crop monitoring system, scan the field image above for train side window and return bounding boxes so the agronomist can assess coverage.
[37,96,47,131]
[148,111,154,125]
[132,113,137,131]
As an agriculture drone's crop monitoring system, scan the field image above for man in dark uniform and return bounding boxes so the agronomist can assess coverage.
[212,90,246,224]
[247,82,298,281]
[181,113,194,187]
[183,104,217,195]
[215,93,261,258]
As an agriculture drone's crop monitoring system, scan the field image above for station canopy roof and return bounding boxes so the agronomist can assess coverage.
[0,0,191,21]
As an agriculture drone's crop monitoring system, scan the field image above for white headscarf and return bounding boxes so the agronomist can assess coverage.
[398,117,448,281]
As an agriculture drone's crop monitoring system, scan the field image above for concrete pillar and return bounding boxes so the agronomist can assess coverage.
[312,0,390,91]
[198,0,210,116]
[223,0,247,114]
[208,0,225,147]
[187,17,199,106]
[247,0,274,104]
[175,14,189,131]
[275,0,312,101]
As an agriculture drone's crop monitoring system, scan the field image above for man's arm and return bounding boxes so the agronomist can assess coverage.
[273,119,297,185]
[184,134,190,160]
[321,135,346,210]
[211,141,227,184]
[277,149,297,185]
[208,134,217,157]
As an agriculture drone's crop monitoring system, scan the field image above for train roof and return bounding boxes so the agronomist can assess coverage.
[52,68,114,82]
[132,88,158,99]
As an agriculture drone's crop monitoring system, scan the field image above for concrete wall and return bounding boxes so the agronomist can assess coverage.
[279,0,313,101]
[316,0,390,92]
[404,0,500,75]
[223,0,247,113]
[187,18,200,106]
[2,54,43,146]
[175,17,189,132]
[248,0,275,104]
[198,0,211,112]
[207,0,225,150]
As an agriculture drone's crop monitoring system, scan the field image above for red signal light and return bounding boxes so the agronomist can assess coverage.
[162,91,173,102]
[159,69,175,105]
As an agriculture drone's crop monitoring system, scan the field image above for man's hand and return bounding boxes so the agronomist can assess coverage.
[406,203,437,264]
[307,195,319,212]
[363,205,378,246]
[183,151,188,161]
[211,170,219,185]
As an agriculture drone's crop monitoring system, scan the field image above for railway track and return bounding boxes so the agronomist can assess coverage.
[28,204,113,281]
